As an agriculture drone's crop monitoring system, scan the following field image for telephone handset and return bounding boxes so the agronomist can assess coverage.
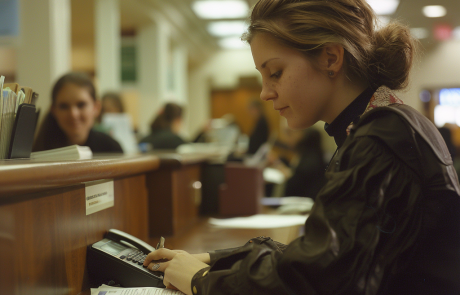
[87,229,165,288]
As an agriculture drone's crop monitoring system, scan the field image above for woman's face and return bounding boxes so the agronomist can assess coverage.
[52,83,100,142]
[251,33,334,129]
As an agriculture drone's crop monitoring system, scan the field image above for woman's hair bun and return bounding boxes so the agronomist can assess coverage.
[369,22,418,90]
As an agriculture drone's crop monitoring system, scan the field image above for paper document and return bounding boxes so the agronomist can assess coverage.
[91,284,184,295]
[208,214,307,229]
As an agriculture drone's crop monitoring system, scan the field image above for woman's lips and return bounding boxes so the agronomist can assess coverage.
[276,106,288,115]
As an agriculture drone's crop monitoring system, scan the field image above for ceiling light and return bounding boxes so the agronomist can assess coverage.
[192,1,249,19]
[422,5,446,18]
[366,0,399,15]
[218,37,249,49]
[411,28,429,39]
[208,21,247,37]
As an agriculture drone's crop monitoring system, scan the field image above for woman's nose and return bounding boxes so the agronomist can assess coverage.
[69,106,79,119]
[260,83,276,101]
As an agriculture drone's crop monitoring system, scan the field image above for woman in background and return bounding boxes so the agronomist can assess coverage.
[139,102,186,150]
[247,99,270,154]
[283,128,327,199]
[33,72,123,153]
[101,92,125,114]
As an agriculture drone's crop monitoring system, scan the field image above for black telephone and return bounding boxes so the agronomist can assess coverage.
[87,229,165,288]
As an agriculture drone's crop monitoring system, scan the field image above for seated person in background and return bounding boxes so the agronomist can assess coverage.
[247,99,269,154]
[94,92,126,134]
[33,72,123,153]
[101,92,125,114]
[276,128,327,199]
[139,102,186,150]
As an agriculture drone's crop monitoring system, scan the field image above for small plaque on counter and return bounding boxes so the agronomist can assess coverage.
[85,179,114,215]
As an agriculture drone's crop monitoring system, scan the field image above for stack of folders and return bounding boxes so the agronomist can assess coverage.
[30,145,93,161]
[0,75,39,159]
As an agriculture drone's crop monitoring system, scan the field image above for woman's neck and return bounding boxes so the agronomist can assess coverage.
[322,79,368,124]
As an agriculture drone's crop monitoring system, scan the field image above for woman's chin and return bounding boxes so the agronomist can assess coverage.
[286,120,315,130]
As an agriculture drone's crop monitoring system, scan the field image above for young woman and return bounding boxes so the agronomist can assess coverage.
[33,73,123,153]
[143,0,460,294]
[139,102,186,150]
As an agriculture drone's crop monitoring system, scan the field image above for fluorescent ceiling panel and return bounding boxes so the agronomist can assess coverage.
[366,0,399,15]
[423,5,447,18]
[208,21,247,37]
[411,28,429,39]
[218,36,249,49]
[192,1,249,19]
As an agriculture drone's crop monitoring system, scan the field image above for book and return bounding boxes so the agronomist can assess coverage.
[30,145,93,161]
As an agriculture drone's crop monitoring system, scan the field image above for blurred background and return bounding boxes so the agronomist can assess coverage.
[1,0,460,158]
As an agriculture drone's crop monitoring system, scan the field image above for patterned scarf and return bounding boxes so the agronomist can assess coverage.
[346,86,404,136]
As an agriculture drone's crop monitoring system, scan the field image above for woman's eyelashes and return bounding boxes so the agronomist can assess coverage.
[270,70,282,79]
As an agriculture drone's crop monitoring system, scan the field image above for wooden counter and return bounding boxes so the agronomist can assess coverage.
[0,154,160,295]
[146,152,211,238]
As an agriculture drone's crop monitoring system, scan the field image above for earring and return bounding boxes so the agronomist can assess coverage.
[328,71,334,77]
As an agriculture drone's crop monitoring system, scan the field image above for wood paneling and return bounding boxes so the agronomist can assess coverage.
[147,164,202,238]
[0,174,149,295]
[211,87,280,137]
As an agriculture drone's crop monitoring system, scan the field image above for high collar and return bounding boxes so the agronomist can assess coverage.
[324,87,375,148]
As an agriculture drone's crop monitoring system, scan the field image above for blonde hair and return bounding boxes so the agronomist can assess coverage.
[242,0,417,90]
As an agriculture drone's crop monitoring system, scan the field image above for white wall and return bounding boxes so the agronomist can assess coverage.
[397,40,460,110]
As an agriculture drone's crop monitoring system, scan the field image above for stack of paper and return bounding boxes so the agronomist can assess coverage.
[208,214,308,229]
[0,75,38,159]
[30,145,93,161]
[91,284,185,295]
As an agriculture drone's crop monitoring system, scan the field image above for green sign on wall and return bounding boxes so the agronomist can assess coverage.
[121,45,136,82]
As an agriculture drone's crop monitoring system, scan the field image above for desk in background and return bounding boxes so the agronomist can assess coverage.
[146,153,211,238]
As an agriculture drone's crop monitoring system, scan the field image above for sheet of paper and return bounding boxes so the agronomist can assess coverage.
[208,214,307,229]
[91,284,184,295]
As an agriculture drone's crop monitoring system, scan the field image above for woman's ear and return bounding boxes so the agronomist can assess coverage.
[319,44,345,76]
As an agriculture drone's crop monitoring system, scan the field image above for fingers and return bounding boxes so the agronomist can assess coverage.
[148,260,169,272]
[143,248,176,267]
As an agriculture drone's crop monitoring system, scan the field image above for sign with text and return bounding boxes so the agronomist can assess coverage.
[85,179,114,215]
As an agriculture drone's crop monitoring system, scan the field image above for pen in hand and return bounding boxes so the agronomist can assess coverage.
[156,236,165,250]
[143,236,166,268]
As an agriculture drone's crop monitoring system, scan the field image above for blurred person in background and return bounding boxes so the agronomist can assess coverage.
[247,99,269,154]
[33,72,123,153]
[101,92,125,114]
[139,102,186,150]
[271,128,327,199]
[94,92,125,134]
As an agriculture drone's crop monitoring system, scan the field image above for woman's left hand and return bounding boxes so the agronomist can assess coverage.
[143,248,209,295]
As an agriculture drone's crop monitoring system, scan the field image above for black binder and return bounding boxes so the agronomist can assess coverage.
[8,103,38,159]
